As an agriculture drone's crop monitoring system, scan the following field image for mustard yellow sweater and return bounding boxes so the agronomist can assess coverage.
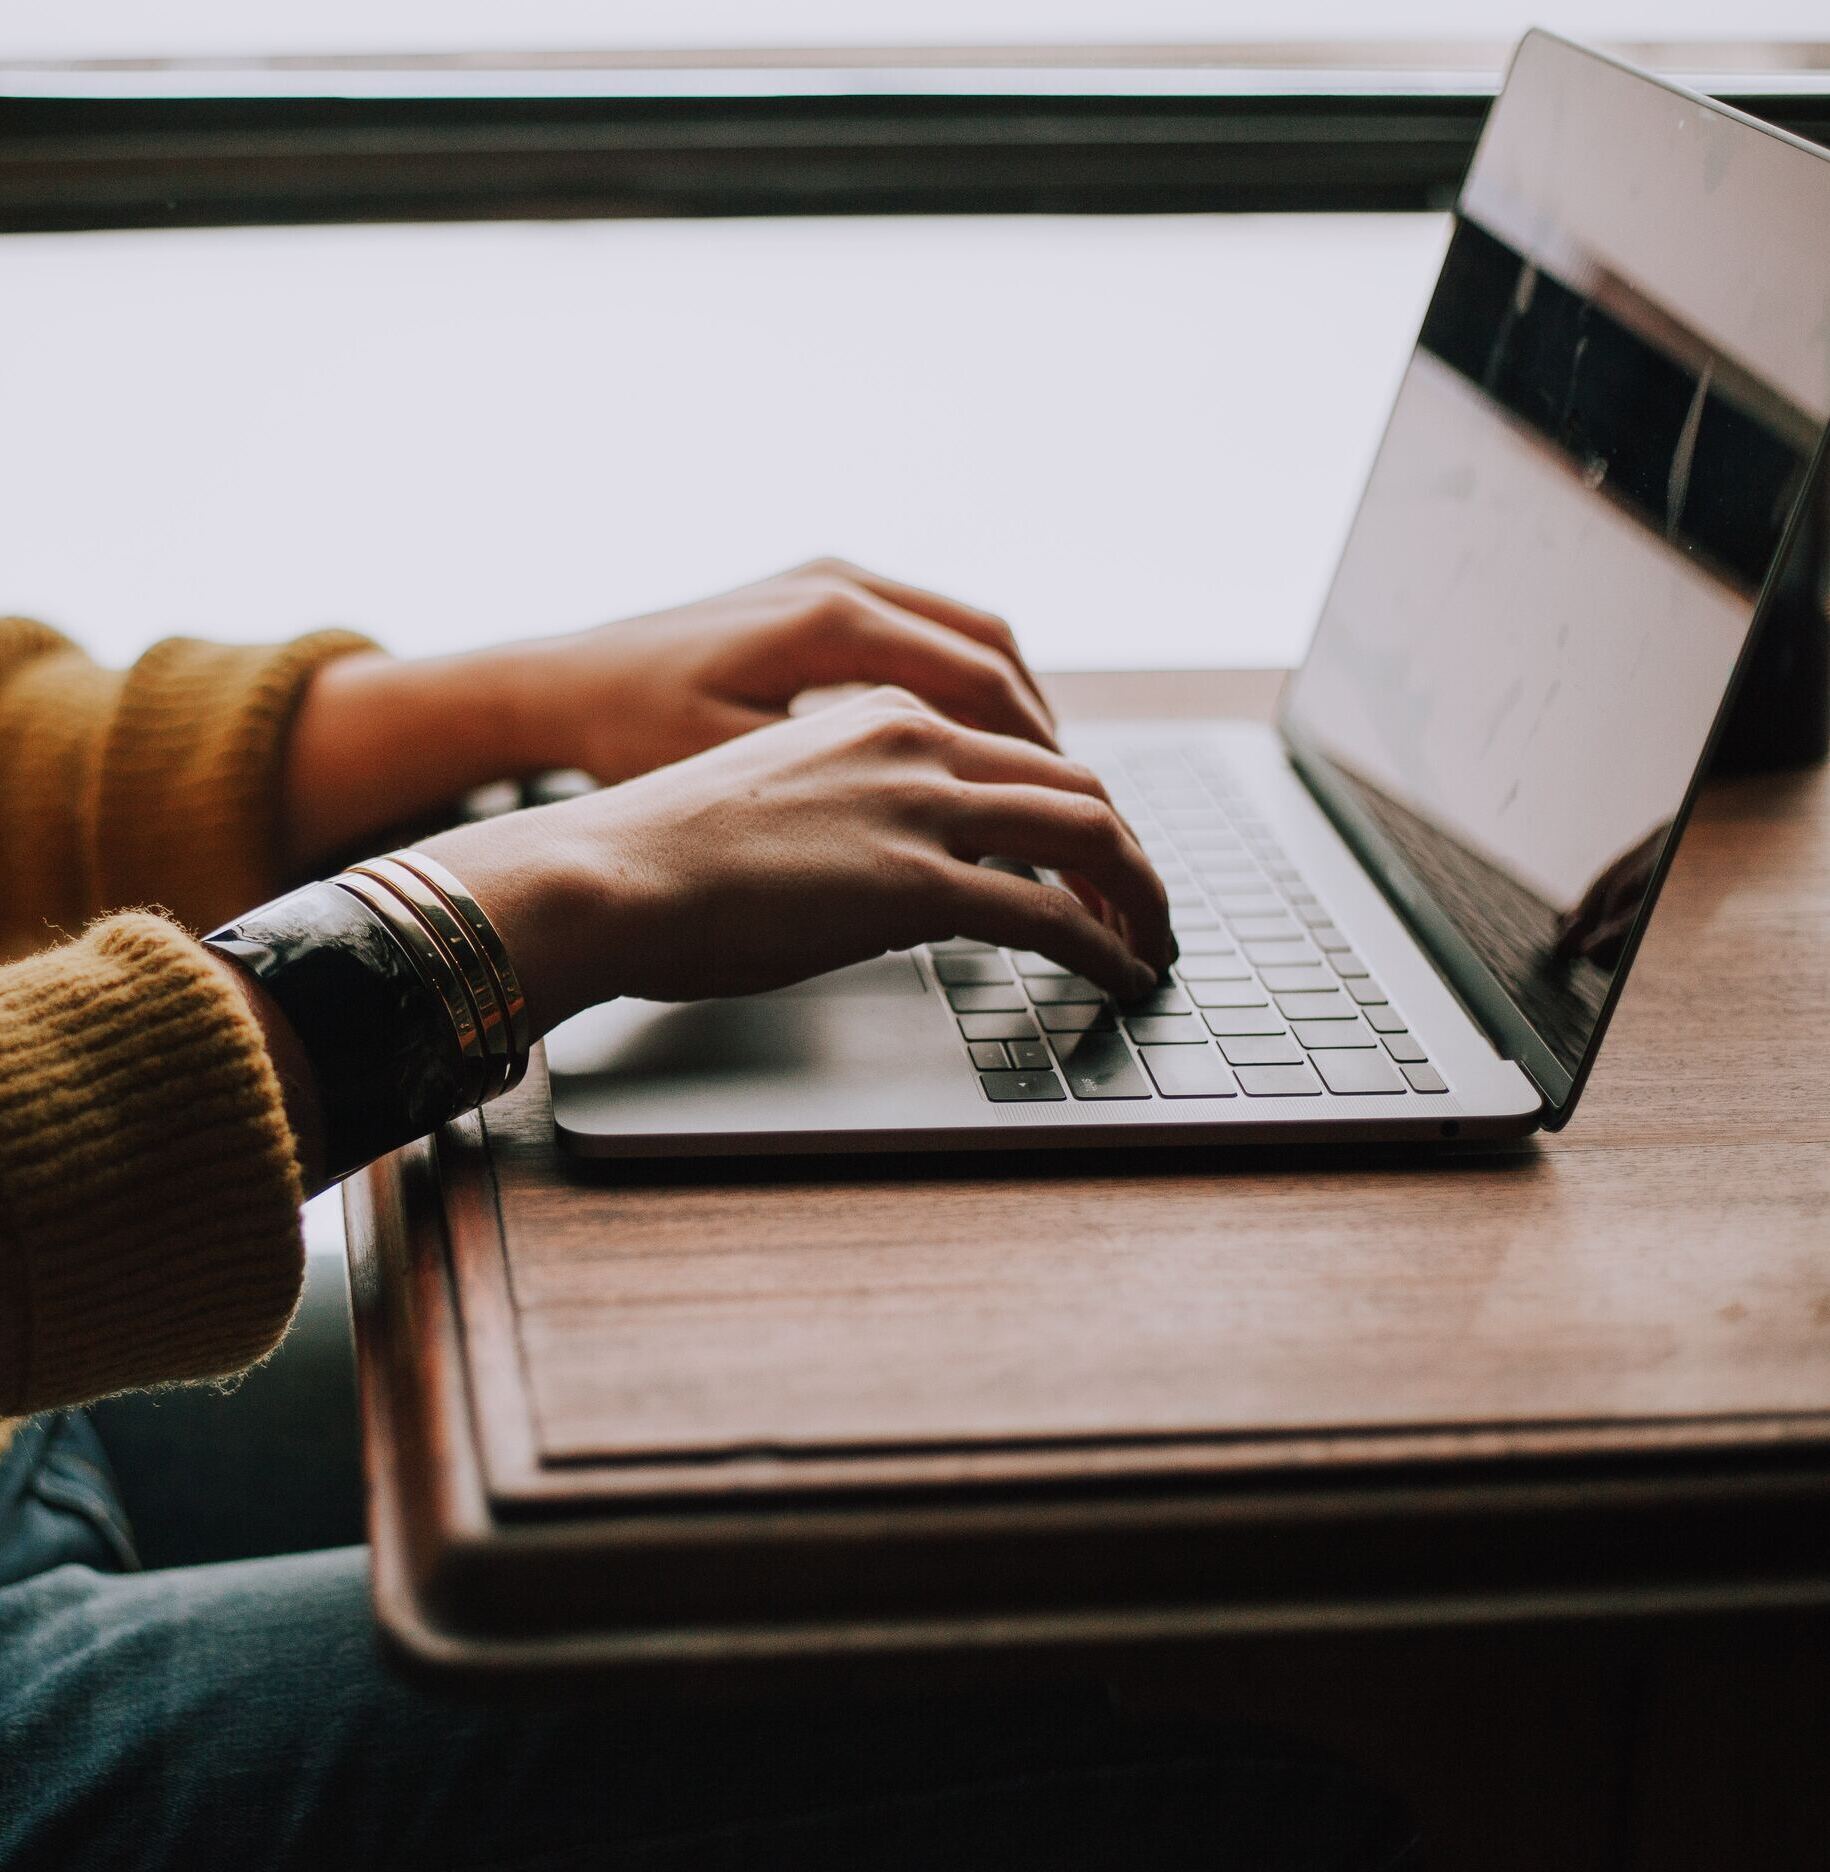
[0,618,373,1452]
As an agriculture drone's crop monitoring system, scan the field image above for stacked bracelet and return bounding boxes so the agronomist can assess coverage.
[204,849,529,1182]
[358,851,531,1091]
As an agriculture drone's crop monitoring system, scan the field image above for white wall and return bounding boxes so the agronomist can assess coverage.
[2,214,1444,672]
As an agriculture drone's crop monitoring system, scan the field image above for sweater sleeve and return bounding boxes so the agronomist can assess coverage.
[0,618,375,952]
[0,913,305,1414]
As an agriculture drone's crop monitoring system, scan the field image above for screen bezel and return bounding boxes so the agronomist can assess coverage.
[1277,29,1830,1130]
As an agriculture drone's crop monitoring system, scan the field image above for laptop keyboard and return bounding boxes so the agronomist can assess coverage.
[926,741,1448,1105]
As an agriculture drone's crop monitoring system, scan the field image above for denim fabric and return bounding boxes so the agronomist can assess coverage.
[0,1412,138,1587]
[0,1418,1417,1872]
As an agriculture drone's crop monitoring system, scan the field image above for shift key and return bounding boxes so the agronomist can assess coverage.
[1052,1030,1151,1099]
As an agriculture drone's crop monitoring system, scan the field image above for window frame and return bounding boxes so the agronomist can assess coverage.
[5,52,1829,231]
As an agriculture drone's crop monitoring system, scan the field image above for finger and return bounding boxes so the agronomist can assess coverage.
[800,560,1055,726]
[946,785,1173,975]
[804,591,1058,749]
[1058,867,1131,954]
[919,723,1152,859]
[938,861,1157,1001]
[803,555,1035,664]
[925,721,1110,798]
[892,721,1148,940]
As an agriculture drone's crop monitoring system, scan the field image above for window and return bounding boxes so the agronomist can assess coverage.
[4,6,1824,671]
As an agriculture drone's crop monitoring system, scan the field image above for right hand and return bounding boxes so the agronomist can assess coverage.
[422,686,1171,1037]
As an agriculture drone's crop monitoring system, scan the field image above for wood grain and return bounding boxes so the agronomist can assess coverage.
[348,666,1830,1687]
[455,670,1830,1483]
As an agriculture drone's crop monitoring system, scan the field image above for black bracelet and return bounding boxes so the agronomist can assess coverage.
[206,881,469,1182]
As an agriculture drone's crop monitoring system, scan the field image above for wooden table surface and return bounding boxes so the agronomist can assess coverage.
[347,669,1830,1689]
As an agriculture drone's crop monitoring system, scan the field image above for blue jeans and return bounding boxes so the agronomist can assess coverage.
[0,1289,1417,1871]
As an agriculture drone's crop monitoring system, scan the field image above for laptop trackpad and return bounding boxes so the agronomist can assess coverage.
[766,953,925,999]
[545,952,943,1104]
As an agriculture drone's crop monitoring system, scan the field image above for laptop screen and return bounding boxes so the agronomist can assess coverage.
[1280,31,1830,1119]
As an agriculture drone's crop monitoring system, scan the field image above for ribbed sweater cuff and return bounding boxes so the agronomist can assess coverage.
[93,629,377,932]
[0,913,304,1414]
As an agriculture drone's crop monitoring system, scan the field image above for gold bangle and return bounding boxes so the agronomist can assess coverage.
[330,873,490,1109]
[389,849,532,1091]
[347,857,513,1102]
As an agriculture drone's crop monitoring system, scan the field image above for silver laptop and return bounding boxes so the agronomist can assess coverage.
[550,33,1830,1158]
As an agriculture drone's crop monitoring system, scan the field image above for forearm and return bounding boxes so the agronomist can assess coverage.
[281,648,535,876]
[1,620,378,941]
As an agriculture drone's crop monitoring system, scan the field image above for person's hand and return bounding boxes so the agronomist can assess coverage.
[498,557,1057,783]
[421,686,1170,1036]
[283,559,1054,874]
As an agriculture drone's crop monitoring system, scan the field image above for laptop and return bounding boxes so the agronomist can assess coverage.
[549,32,1830,1158]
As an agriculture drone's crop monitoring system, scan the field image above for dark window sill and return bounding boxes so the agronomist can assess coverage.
[5,49,1829,230]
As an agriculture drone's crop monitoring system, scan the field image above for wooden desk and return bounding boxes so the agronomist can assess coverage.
[346,669,1830,1695]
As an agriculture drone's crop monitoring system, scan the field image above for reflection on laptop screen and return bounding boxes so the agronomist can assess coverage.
[1282,33,1830,1087]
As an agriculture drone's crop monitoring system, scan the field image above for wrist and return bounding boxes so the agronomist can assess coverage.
[421,803,642,1039]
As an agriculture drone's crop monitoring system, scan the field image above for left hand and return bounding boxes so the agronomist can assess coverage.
[496,557,1057,783]
[284,560,1056,871]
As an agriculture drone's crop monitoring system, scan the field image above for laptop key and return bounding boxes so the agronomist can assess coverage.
[948,984,1029,1013]
[1142,1046,1238,1098]
[1274,990,1356,1021]
[1177,929,1241,955]
[1125,985,1190,1016]
[1328,950,1370,979]
[1403,1064,1448,1093]
[1258,965,1334,993]
[960,1012,1039,1042]
[1012,951,1070,977]
[1382,1033,1428,1064]
[1188,983,1271,1009]
[1242,940,1316,967]
[1039,1003,1117,1034]
[1294,904,1336,928]
[1174,954,1248,981]
[1314,1051,1405,1095]
[1364,1005,1408,1033]
[1204,1008,1289,1037]
[1219,1035,1304,1066]
[968,1041,1009,1069]
[1310,924,1352,950]
[1008,1039,1054,1071]
[1345,978,1389,1006]
[981,1069,1067,1103]
[1293,1020,1375,1049]
[1052,1031,1151,1099]
[1124,1014,1208,1044]
[1230,916,1301,942]
[1234,1063,1324,1097]
[936,954,1014,986]
[1026,975,1105,1004]
[930,938,997,953]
